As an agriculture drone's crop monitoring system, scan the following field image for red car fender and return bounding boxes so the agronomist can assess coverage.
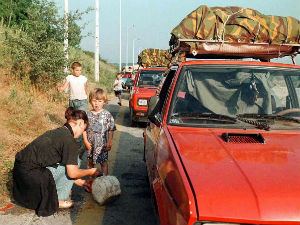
[152,127,198,225]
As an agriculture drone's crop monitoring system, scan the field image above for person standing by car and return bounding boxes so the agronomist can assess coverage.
[113,73,123,106]
[13,107,100,217]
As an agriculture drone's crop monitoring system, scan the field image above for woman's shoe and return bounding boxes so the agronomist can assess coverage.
[59,200,74,209]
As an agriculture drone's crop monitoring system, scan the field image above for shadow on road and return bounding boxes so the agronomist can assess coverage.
[87,98,158,225]
[102,132,158,225]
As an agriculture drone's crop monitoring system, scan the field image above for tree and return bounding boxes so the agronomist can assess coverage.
[1,0,87,48]
[5,0,91,88]
[0,0,33,26]
[6,0,66,87]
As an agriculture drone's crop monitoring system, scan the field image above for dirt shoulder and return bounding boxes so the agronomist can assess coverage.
[0,75,69,206]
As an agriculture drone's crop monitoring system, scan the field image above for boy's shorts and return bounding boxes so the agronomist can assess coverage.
[69,99,87,111]
[114,90,122,96]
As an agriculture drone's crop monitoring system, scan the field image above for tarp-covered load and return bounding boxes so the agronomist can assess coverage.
[138,48,172,67]
[170,5,300,45]
[169,5,300,61]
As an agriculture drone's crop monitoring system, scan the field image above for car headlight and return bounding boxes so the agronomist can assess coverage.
[138,99,148,106]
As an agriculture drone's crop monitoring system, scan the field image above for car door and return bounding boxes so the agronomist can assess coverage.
[144,67,178,183]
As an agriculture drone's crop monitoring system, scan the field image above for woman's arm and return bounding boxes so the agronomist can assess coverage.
[66,165,99,179]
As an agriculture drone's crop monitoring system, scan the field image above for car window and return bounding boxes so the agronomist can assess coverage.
[168,65,300,129]
[290,75,300,106]
[136,70,165,87]
[158,69,177,116]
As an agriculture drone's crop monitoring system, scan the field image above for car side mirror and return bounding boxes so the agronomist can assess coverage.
[148,96,161,126]
[150,112,162,126]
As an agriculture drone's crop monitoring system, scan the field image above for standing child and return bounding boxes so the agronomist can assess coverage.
[113,73,123,106]
[57,62,88,111]
[83,88,116,175]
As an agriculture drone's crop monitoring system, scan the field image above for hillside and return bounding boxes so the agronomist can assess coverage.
[0,26,118,206]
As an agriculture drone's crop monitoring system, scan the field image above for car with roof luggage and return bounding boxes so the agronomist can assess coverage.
[144,5,300,225]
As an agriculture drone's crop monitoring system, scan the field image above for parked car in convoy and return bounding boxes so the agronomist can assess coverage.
[144,41,300,225]
[121,72,133,90]
[129,67,166,125]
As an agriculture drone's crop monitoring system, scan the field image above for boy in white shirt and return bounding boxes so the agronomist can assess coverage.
[57,62,88,111]
[113,73,123,106]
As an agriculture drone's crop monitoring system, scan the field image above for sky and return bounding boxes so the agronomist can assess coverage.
[52,0,300,65]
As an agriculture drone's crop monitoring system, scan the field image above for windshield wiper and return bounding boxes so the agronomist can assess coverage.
[237,113,300,124]
[237,117,270,131]
[171,112,271,130]
[171,112,237,122]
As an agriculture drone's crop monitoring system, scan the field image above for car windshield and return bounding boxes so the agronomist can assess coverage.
[168,65,300,129]
[137,70,164,87]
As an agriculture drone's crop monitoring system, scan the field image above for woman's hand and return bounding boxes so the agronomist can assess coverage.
[90,168,100,177]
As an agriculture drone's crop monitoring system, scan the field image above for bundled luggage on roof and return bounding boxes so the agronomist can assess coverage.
[169,5,300,62]
[138,48,172,68]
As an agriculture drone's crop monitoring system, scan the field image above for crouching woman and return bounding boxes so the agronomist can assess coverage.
[12,107,100,217]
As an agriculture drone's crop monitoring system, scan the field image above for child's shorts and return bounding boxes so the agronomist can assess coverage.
[69,99,87,111]
[114,90,122,96]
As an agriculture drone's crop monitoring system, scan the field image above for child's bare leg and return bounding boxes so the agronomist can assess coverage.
[87,158,95,182]
[87,158,93,169]
[117,94,122,105]
[101,161,108,176]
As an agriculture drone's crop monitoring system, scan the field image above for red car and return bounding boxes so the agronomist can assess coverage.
[144,57,300,224]
[122,72,132,79]
[129,67,166,126]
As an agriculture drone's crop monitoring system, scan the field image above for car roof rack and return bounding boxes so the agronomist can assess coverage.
[170,39,300,64]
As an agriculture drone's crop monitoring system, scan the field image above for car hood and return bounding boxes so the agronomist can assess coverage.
[168,126,300,223]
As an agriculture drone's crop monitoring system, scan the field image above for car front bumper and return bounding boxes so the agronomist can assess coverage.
[132,110,148,122]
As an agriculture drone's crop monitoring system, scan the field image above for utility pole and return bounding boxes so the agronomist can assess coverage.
[64,0,68,74]
[132,38,140,67]
[126,24,134,68]
[94,0,99,82]
[119,0,122,72]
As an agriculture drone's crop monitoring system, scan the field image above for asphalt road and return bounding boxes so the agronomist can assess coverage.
[0,92,159,225]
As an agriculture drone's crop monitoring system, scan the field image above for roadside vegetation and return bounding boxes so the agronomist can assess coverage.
[0,0,117,205]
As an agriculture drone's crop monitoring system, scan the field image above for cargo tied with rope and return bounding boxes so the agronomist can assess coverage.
[169,5,300,62]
